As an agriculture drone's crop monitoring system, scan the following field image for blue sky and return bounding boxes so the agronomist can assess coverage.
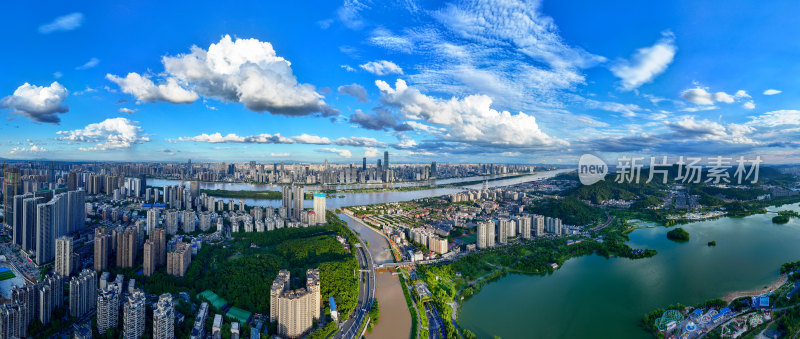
[2,0,800,164]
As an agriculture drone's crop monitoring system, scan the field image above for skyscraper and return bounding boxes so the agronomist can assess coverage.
[384,151,389,171]
[0,302,27,338]
[182,210,195,233]
[22,196,42,251]
[35,202,55,265]
[312,193,326,225]
[166,242,191,277]
[12,193,30,247]
[431,162,437,178]
[97,287,120,334]
[123,289,146,339]
[498,218,510,245]
[3,167,21,231]
[94,227,111,272]
[151,228,167,267]
[69,269,97,318]
[143,240,156,277]
[271,268,321,338]
[116,226,137,268]
[519,215,532,240]
[153,293,174,339]
[293,185,304,220]
[67,189,86,233]
[147,208,160,232]
[282,186,292,216]
[362,157,367,170]
[55,236,73,277]
[477,221,495,249]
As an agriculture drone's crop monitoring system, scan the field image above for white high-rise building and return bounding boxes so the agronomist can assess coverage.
[477,221,495,249]
[498,218,511,244]
[165,210,179,235]
[147,208,160,232]
[312,193,326,225]
[54,236,73,277]
[534,215,545,237]
[182,210,195,233]
[519,215,532,240]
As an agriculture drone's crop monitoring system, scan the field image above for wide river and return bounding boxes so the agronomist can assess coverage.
[148,172,538,192]
[458,204,800,339]
[149,170,570,209]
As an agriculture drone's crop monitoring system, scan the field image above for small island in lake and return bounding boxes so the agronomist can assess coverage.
[707,240,716,246]
[666,227,690,241]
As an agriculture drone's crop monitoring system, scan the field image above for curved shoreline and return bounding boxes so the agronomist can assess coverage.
[722,273,787,303]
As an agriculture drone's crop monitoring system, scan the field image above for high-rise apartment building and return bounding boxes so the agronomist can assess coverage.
[166,242,191,277]
[519,215,532,240]
[151,228,167,267]
[143,240,156,277]
[477,220,495,249]
[94,227,111,272]
[534,214,545,237]
[116,226,137,268]
[0,302,27,338]
[271,269,321,338]
[165,210,179,235]
[123,289,146,339]
[97,287,120,334]
[153,293,175,339]
[498,218,511,245]
[182,210,195,233]
[312,193,326,225]
[55,236,73,276]
[282,186,292,216]
[293,185,304,220]
[69,269,97,318]
[12,193,30,247]
[67,189,86,233]
[22,196,43,251]
[35,201,55,265]
[147,208,160,232]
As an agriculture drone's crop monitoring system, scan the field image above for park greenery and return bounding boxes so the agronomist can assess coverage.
[666,227,690,241]
[107,214,358,337]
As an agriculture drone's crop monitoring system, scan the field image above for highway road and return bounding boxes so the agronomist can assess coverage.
[336,235,375,338]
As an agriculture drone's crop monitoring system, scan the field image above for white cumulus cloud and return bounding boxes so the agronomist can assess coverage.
[363,147,379,157]
[107,35,336,116]
[763,89,782,95]
[360,60,404,76]
[106,73,198,104]
[119,107,137,114]
[611,32,676,91]
[57,117,150,151]
[376,79,564,147]
[318,148,352,158]
[1,82,69,124]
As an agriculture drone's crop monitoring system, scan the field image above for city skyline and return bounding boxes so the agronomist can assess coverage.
[3,1,800,164]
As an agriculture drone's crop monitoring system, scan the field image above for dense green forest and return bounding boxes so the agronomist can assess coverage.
[527,197,605,226]
[666,227,690,241]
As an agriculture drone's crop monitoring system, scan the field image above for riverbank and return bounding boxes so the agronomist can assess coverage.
[722,273,787,303]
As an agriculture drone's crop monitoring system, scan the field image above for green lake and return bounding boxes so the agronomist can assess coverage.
[458,204,800,338]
